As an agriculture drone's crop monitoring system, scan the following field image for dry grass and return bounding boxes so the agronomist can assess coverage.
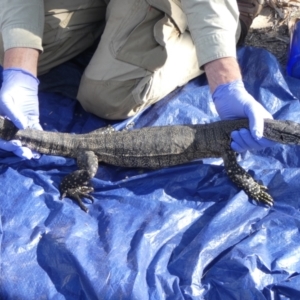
[245,1,300,66]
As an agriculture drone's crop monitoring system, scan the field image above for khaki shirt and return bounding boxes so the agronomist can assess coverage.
[0,0,240,68]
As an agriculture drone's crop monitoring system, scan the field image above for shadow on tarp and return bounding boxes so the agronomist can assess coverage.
[0,46,300,299]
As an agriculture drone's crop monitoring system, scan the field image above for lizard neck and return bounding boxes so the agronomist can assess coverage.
[15,129,79,157]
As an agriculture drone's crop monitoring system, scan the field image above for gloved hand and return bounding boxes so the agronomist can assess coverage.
[213,80,276,152]
[0,68,42,159]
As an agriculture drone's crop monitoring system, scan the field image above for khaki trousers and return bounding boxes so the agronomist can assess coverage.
[31,0,239,120]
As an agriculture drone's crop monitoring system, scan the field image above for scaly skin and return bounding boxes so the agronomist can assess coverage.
[1,117,300,211]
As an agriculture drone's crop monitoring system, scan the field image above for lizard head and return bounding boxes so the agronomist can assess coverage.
[263,119,300,145]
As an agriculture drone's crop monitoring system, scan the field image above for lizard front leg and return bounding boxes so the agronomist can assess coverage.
[60,150,98,212]
[222,150,273,206]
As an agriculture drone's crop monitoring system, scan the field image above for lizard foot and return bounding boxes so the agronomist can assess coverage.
[60,186,94,212]
[223,150,274,207]
[60,169,95,212]
[241,178,274,207]
[250,186,274,207]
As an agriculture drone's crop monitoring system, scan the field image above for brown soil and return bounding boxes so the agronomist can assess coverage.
[245,2,300,67]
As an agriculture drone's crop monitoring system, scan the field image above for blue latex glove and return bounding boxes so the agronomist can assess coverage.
[0,68,42,159]
[213,80,276,152]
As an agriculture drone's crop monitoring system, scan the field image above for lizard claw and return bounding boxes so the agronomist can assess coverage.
[246,182,274,207]
[59,169,95,212]
[60,186,94,212]
[252,184,274,207]
[230,173,274,207]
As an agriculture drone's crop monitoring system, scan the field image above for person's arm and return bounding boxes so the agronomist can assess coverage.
[0,1,44,158]
[0,0,44,52]
[204,57,241,93]
[181,0,240,70]
[1,47,41,130]
[205,58,275,152]
[0,48,41,159]
[181,0,274,152]
[3,48,39,76]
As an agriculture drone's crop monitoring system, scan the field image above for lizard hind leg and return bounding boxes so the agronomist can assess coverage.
[60,150,99,212]
[222,150,274,206]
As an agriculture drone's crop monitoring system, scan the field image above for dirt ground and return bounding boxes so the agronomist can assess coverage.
[245,0,300,66]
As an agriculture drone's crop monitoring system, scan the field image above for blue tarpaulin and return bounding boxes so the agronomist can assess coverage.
[1,46,300,300]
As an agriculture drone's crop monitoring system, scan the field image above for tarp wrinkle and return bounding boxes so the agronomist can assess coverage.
[1,47,300,299]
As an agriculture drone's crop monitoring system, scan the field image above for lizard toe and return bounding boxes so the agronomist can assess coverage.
[60,186,94,212]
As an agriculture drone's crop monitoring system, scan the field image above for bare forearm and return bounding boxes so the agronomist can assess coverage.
[3,48,39,76]
[204,57,242,93]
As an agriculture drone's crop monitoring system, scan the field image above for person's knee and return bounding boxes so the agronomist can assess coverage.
[77,75,145,120]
